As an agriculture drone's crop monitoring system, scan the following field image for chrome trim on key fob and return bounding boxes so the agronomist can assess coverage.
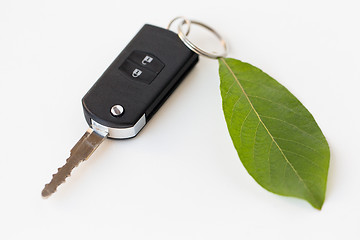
[91,114,146,139]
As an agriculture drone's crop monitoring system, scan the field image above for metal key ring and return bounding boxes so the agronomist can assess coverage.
[177,20,228,59]
[167,16,191,36]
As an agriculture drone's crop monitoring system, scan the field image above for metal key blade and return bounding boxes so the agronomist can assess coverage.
[42,128,107,198]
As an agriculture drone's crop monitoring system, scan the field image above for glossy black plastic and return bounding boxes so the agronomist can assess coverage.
[82,24,198,134]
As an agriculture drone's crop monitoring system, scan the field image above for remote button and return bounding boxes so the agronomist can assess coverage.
[119,60,157,84]
[128,50,164,73]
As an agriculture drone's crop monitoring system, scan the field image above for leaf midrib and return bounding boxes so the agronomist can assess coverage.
[220,58,315,201]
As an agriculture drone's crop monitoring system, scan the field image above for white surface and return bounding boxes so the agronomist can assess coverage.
[1,0,359,239]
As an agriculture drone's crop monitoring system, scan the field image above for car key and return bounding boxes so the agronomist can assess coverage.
[42,24,199,198]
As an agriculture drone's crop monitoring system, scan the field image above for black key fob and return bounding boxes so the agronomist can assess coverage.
[82,24,199,139]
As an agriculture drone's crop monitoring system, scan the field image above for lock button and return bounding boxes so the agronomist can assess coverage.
[119,60,157,84]
[128,51,164,73]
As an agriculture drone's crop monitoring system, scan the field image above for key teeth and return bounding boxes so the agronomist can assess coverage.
[42,156,82,198]
[41,128,106,198]
[42,163,71,198]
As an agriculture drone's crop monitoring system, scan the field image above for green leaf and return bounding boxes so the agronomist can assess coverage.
[218,58,330,209]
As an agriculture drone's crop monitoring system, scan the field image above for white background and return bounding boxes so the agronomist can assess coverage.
[1,0,359,239]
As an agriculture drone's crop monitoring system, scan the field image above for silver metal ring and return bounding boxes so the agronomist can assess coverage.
[177,20,228,59]
[167,16,191,36]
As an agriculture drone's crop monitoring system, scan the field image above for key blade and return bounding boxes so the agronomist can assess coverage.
[42,128,107,198]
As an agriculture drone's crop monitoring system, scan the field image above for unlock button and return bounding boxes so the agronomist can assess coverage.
[128,50,164,73]
[119,60,157,84]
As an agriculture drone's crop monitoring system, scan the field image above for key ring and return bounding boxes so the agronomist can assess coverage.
[169,17,228,59]
[167,16,191,36]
